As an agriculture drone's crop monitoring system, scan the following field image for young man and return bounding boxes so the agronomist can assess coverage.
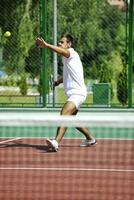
[36,34,96,151]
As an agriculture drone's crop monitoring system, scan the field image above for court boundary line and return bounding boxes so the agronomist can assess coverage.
[0,137,134,144]
[0,167,134,172]
[0,138,21,144]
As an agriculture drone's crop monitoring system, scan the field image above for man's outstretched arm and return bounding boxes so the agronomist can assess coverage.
[36,37,70,58]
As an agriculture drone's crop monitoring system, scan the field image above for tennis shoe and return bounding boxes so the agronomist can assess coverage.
[80,139,97,147]
[46,139,59,152]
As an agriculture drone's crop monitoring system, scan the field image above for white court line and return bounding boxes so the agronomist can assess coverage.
[0,137,133,141]
[0,167,133,172]
[0,138,21,144]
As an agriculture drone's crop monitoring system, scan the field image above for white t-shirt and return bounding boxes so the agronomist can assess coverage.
[62,48,87,97]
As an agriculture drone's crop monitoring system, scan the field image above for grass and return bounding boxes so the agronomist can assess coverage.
[0,87,134,108]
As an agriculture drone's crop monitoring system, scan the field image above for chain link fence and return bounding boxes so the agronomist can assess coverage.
[0,0,41,107]
[0,0,133,108]
[52,0,133,108]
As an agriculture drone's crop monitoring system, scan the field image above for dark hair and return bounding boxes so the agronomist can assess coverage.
[60,34,74,46]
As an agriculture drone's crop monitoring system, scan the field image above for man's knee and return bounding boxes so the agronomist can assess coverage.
[60,101,77,115]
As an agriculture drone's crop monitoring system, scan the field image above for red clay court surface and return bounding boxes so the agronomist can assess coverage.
[0,138,134,200]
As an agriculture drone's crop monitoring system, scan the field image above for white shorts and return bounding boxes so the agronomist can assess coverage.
[67,94,86,109]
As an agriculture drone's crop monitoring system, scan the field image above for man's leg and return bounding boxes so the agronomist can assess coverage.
[46,100,96,150]
[75,124,96,146]
[72,110,95,141]
[76,127,95,140]
[55,101,77,143]
[56,102,95,143]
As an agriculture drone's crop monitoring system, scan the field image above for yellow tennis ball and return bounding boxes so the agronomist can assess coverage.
[4,31,11,37]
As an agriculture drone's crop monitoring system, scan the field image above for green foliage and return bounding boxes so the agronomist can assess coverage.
[88,62,98,80]
[99,59,114,99]
[0,78,16,87]
[0,0,40,97]
[56,0,127,87]
[117,52,128,106]
[18,0,34,57]
[0,0,39,73]
[0,0,130,107]
[19,71,28,95]
[25,45,40,79]
[117,67,128,106]
[99,60,112,83]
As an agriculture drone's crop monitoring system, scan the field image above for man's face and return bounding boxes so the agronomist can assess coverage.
[59,37,71,49]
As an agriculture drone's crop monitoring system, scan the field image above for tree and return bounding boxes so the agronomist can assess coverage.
[117,53,128,106]
[19,69,27,95]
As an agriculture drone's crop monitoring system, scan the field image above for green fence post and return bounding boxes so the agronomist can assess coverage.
[40,0,47,107]
[128,0,134,107]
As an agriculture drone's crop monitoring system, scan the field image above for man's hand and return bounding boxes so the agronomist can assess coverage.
[54,80,60,87]
[54,77,63,87]
[36,37,48,48]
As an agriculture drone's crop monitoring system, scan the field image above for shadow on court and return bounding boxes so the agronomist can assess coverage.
[0,139,84,153]
[0,140,55,152]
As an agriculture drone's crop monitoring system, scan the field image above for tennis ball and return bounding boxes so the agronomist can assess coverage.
[4,31,11,38]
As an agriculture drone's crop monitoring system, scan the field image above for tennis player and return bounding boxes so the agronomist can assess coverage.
[36,34,97,151]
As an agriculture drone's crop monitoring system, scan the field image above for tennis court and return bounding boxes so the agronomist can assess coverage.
[0,111,134,200]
